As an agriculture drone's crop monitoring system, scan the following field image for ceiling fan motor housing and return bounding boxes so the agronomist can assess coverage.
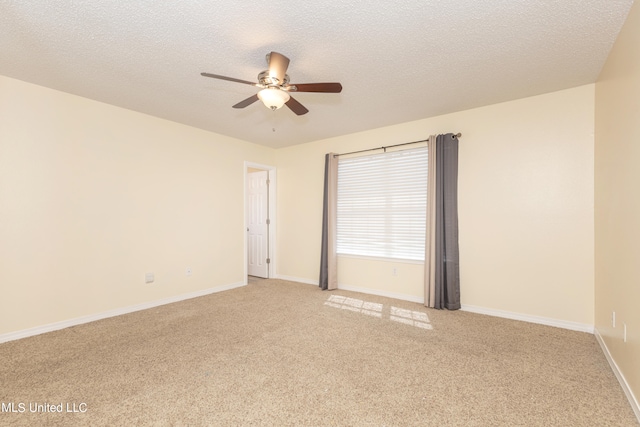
[258,70,289,87]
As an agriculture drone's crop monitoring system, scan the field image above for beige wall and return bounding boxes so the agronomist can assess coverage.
[0,75,274,335]
[0,74,598,337]
[595,0,640,408]
[277,85,595,326]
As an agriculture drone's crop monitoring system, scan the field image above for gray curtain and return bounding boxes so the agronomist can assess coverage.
[434,133,461,309]
[319,153,338,290]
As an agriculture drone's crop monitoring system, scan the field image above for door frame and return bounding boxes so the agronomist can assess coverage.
[244,161,277,284]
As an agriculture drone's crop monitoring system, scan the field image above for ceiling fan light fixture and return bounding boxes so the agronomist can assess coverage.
[258,87,290,110]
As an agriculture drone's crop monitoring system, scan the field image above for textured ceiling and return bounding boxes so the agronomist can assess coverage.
[0,1,634,148]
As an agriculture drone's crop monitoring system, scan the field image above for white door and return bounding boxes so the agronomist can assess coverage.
[247,171,269,278]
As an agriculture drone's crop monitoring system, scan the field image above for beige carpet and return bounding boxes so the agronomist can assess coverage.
[0,278,637,426]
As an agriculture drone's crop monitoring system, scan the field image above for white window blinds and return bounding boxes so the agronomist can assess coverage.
[336,146,428,261]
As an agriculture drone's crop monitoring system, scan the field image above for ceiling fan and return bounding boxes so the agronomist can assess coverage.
[201,52,342,116]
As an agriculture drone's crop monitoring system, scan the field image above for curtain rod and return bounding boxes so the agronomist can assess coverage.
[333,133,461,157]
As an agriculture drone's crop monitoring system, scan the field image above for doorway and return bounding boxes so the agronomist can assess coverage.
[244,162,276,282]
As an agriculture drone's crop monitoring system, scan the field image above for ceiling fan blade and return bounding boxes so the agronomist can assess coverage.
[267,52,290,84]
[201,72,258,87]
[287,83,343,93]
[232,94,260,109]
[285,95,309,116]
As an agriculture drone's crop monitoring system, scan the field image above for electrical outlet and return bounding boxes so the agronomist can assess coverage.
[624,323,627,343]
[186,267,192,276]
[145,273,154,284]
[612,311,616,328]
[392,267,397,276]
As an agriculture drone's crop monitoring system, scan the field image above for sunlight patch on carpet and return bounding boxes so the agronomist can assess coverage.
[324,295,432,330]
[324,295,383,318]
[390,306,432,329]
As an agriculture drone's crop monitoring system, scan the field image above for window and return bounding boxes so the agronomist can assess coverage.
[336,146,428,261]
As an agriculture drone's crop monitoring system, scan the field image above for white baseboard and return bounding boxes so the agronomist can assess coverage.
[461,304,595,333]
[595,329,640,423]
[274,275,425,304]
[274,274,318,286]
[0,281,245,344]
[337,284,425,304]
[274,277,596,334]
